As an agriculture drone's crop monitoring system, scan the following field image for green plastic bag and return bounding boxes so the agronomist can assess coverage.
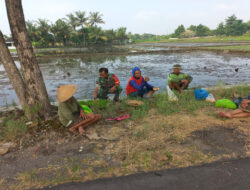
[215,99,237,109]
[78,101,92,114]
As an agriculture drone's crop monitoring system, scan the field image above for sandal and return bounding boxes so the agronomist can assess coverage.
[107,114,130,121]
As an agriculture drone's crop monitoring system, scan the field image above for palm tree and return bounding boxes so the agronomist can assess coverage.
[75,11,88,27]
[88,26,106,44]
[66,13,78,31]
[36,19,53,46]
[75,11,88,46]
[51,19,72,46]
[88,12,105,27]
[26,20,38,42]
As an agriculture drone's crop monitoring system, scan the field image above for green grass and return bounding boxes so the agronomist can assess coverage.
[79,84,249,121]
[202,45,250,52]
[0,116,27,141]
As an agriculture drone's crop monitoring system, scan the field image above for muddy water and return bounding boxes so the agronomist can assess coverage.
[0,52,250,106]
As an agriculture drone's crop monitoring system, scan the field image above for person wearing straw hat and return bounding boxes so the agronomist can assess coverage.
[168,64,193,93]
[57,85,102,134]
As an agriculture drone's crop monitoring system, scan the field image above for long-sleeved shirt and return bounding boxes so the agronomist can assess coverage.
[129,78,153,92]
[168,72,193,84]
[58,97,81,127]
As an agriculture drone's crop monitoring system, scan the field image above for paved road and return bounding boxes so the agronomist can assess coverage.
[42,157,250,190]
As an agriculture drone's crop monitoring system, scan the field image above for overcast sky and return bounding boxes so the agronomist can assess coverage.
[0,0,250,35]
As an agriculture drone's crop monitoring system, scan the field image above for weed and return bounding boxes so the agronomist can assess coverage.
[65,158,82,177]
[0,117,27,141]
[165,152,173,162]
[16,169,38,186]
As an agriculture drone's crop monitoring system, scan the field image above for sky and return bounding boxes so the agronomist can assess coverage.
[0,0,250,35]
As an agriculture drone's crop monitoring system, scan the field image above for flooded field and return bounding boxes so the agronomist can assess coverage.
[0,51,250,106]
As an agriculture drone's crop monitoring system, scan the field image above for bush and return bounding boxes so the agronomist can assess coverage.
[180,30,196,38]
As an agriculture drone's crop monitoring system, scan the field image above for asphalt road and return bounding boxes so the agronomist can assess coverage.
[42,157,250,190]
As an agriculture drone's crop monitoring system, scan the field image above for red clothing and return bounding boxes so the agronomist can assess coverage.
[111,74,120,86]
[126,76,143,95]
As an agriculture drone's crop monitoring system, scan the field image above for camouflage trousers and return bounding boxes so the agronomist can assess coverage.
[97,86,123,101]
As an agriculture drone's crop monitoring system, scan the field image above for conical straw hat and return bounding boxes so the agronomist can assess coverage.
[57,85,77,103]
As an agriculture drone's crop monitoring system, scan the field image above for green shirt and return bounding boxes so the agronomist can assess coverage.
[168,72,193,84]
[58,97,81,126]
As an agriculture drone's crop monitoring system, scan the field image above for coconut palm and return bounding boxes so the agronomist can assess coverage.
[75,11,88,27]
[88,12,105,27]
[26,20,38,42]
[88,26,106,44]
[36,19,53,46]
[51,19,72,46]
[75,11,89,46]
[66,13,78,31]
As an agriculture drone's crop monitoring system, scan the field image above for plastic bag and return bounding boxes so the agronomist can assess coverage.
[166,85,178,101]
[194,89,209,100]
[206,93,216,103]
[215,99,237,109]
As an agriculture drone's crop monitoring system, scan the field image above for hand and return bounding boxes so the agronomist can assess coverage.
[144,76,150,82]
[80,109,86,118]
[109,86,117,93]
[153,87,159,91]
[181,80,189,84]
[81,110,94,119]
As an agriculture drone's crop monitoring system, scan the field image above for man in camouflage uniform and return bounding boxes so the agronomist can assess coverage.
[94,68,122,101]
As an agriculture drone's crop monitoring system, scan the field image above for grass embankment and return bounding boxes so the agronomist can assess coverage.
[0,85,249,190]
[202,45,250,52]
[0,84,249,147]
[136,35,250,43]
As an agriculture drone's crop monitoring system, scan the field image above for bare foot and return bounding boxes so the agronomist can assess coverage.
[218,112,231,118]
[78,127,85,135]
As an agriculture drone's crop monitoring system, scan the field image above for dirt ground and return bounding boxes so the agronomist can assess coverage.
[0,106,249,190]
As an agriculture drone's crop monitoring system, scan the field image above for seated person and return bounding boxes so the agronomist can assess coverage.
[168,64,193,93]
[126,67,159,98]
[219,96,250,118]
[58,85,102,135]
[94,68,122,102]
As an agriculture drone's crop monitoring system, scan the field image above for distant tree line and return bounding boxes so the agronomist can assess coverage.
[4,14,250,45]
[130,15,250,41]
[173,15,250,38]
[24,11,128,47]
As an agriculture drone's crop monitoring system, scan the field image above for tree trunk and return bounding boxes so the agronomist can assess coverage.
[5,0,52,119]
[0,31,28,109]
